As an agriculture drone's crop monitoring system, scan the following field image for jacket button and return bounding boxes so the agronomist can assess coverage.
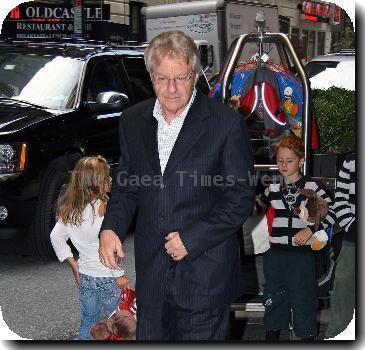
[160,184,166,189]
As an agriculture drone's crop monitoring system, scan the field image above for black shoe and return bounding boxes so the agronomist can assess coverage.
[266,330,280,341]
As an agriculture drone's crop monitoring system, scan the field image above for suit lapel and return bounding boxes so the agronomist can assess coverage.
[141,103,162,176]
[163,92,209,179]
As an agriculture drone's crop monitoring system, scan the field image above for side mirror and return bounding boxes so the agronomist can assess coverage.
[86,91,130,113]
[96,91,129,104]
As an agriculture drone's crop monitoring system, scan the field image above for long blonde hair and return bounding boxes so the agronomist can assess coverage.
[57,156,110,226]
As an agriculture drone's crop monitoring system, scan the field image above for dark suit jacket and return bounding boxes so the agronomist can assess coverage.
[101,91,254,312]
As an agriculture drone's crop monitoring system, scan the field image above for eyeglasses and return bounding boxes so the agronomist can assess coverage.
[152,72,193,87]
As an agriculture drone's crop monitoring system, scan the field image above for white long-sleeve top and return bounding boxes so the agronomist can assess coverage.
[50,200,124,278]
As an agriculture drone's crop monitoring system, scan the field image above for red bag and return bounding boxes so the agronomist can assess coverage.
[106,288,137,341]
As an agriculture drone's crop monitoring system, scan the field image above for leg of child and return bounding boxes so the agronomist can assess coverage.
[263,249,291,340]
[288,252,318,339]
[99,277,121,318]
[78,274,102,340]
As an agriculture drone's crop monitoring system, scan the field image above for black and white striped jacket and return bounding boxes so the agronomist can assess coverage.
[332,153,356,242]
[258,175,336,251]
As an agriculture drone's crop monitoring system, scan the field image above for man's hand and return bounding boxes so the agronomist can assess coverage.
[99,229,125,269]
[293,227,312,246]
[165,231,188,261]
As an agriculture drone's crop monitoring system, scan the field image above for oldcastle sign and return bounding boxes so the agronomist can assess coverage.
[2,2,111,40]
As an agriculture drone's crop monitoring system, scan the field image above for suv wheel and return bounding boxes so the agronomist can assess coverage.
[29,154,81,260]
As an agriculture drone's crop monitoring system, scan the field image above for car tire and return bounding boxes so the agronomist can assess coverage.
[29,153,81,260]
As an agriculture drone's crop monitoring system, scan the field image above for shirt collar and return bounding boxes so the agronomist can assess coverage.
[153,88,197,124]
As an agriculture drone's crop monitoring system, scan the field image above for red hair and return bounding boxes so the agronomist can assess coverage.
[275,135,305,159]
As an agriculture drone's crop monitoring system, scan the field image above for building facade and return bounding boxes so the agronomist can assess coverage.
[2,0,345,59]
[132,0,344,58]
[275,0,342,58]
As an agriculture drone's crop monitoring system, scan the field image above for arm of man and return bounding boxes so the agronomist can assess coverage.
[99,116,139,268]
[178,113,255,260]
[254,187,270,214]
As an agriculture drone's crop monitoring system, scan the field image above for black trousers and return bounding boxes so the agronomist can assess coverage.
[137,263,230,341]
[263,248,318,338]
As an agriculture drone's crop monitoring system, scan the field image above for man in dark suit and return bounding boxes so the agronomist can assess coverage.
[99,31,254,340]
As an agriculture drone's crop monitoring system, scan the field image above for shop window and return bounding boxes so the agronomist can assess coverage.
[317,32,325,55]
[308,31,316,59]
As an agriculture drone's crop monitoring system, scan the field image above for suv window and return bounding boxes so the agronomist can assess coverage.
[87,58,124,102]
[0,53,83,109]
[122,56,155,101]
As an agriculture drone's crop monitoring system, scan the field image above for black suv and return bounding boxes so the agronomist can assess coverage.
[0,40,209,259]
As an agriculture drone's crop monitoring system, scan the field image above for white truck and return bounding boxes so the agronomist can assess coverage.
[141,0,279,76]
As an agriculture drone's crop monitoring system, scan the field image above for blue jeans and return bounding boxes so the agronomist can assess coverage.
[77,273,120,340]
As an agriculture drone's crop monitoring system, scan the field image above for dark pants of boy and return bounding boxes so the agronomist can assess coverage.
[263,248,318,338]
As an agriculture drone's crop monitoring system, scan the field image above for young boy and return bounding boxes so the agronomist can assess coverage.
[258,135,336,341]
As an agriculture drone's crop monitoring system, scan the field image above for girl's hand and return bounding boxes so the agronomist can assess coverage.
[116,276,130,289]
[293,227,312,246]
[72,267,80,288]
[66,257,80,288]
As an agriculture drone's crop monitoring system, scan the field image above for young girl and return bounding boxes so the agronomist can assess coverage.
[50,155,129,340]
[257,136,336,341]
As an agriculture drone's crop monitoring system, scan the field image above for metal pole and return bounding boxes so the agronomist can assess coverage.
[73,0,84,39]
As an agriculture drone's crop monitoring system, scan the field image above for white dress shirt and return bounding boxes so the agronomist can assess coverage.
[153,88,197,175]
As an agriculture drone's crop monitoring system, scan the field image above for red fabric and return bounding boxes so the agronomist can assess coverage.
[106,288,137,341]
[311,115,319,150]
[239,84,257,116]
[266,206,275,235]
[261,82,288,124]
[118,288,137,316]
[107,334,125,340]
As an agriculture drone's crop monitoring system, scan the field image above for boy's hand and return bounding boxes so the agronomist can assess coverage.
[116,276,130,289]
[293,227,312,246]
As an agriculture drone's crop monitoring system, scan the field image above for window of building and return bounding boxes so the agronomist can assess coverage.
[301,30,309,59]
[279,15,290,34]
[308,31,316,59]
[317,32,325,55]
[290,28,305,60]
